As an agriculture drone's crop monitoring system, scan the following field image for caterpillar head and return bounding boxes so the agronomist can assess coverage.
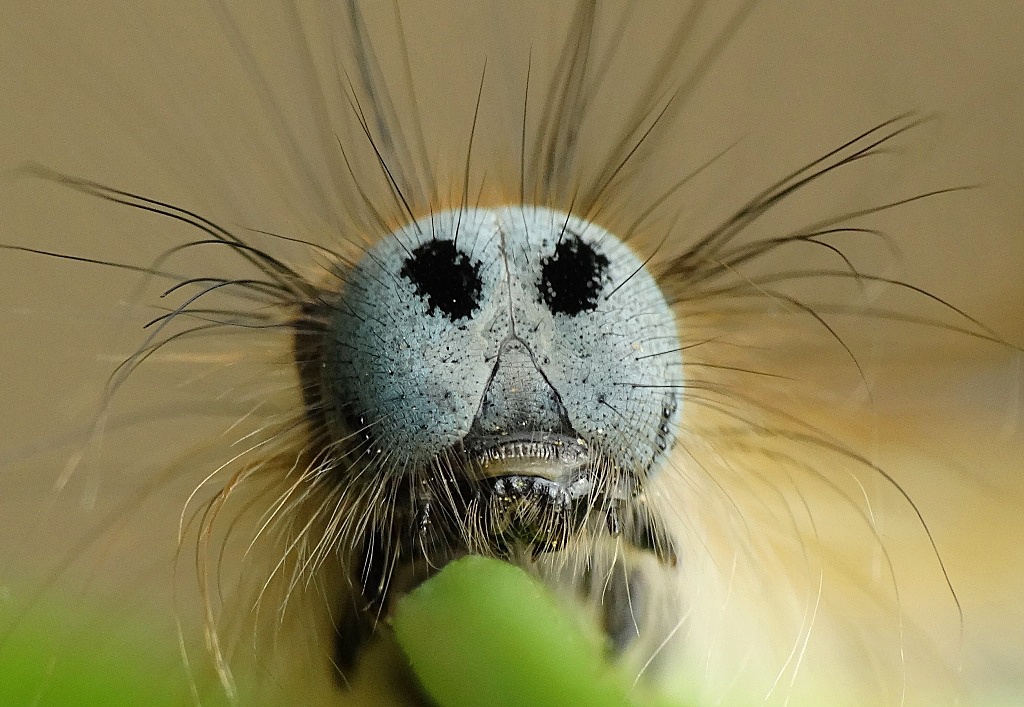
[300,206,681,566]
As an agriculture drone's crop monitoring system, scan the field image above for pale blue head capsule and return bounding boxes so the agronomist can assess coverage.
[318,206,683,503]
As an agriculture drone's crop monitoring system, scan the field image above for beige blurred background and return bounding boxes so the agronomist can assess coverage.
[0,2,1022,704]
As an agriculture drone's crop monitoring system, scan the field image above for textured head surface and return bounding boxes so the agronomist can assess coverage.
[321,206,682,486]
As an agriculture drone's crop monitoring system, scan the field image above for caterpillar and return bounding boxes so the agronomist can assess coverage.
[2,2,1022,705]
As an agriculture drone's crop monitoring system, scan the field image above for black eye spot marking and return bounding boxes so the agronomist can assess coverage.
[538,236,610,315]
[400,239,483,321]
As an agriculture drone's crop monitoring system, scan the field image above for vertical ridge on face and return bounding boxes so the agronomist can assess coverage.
[470,337,571,439]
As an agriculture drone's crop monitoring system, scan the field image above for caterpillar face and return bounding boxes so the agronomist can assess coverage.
[295,206,685,672]
[309,207,680,557]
